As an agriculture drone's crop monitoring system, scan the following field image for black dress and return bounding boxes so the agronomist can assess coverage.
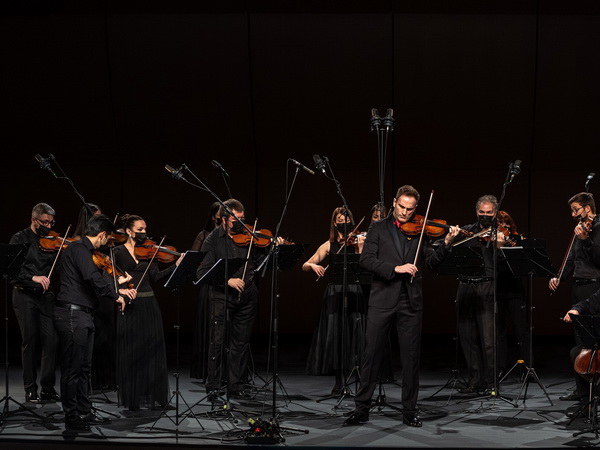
[113,246,172,410]
[306,242,367,376]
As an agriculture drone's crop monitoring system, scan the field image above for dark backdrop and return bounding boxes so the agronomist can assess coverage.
[2,1,600,350]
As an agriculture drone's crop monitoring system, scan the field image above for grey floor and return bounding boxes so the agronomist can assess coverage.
[0,334,594,449]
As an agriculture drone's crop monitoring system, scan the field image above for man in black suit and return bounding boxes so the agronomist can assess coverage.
[344,185,460,427]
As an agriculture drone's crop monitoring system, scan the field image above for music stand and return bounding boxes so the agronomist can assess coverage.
[498,240,555,405]
[316,253,367,407]
[185,257,245,421]
[567,314,600,437]
[151,251,206,431]
[425,246,484,404]
[0,244,45,423]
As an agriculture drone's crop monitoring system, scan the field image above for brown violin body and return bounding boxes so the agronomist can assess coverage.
[231,227,273,247]
[39,231,77,252]
[574,348,600,380]
[134,239,180,263]
[401,215,473,238]
[92,251,125,278]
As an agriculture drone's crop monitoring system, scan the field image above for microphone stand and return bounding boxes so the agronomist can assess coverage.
[252,161,308,442]
[469,162,520,407]
[316,157,358,408]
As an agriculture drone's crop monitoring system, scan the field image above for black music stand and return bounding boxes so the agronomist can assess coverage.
[316,253,367,408]
[152,251,206,431]
[0,244,45,423]
[498,240,555,405]
[185,257,246,421]
[426,246,484,404]
[567,314,600,437]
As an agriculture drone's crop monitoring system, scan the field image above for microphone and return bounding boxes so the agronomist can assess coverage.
[508,159,522,184]
[289,159,315,175]
[35,154,56,177]
[586,172,596,192]
[370,108,382,131]
[211,160,229,178]
[313,154,327,175]
[383,108,395,131]
[165,164,186,181]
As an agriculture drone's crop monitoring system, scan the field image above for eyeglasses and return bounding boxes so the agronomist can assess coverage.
[571,206,584,215]
[35,217,55,227]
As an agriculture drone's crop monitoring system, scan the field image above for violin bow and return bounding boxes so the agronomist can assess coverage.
[316,216,365,282]
[239,219,258,298]
[412,191,433,280]
[135,235,166,291]
[47,224,71,280]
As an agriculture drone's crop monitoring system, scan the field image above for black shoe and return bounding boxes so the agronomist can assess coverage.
[559,392,584,401]
[25,391,41,403]
[65,416,91,431]
[231,390,252,400]
[343,410,369,426]
[331,381,342,396]
[80,412,111,425]
[403,413,422,427]
[40,389,60,402]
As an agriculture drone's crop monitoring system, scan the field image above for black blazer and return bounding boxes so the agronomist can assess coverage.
[360,215,450,311]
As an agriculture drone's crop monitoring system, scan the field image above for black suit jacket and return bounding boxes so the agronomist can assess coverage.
[360,215,450,311]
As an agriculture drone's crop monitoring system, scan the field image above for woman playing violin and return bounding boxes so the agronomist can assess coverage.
[112,214,183,412]
[303,206,367,395]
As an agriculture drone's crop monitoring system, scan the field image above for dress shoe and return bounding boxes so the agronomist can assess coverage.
[80,411,111,425]
[65,415,91,431]
[40,389,60,402]
[559,392,584,401]
[331,381,342,396]
[403,413,422,427]
[230,390,251,400]
[343,410,369,426]
[25,391,41,403]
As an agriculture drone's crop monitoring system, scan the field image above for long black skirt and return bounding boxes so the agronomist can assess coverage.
[306,283,366,375]
[116,293,169,409]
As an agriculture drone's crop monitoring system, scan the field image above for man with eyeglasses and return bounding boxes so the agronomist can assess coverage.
[551,192,600,403]
[9,203,60,403]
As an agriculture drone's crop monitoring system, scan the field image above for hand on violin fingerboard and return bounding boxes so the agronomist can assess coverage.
[443,226,461,246]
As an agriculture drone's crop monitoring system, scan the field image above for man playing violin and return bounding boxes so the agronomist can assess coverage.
[552,192,600,402]
[54,214,129,431]
[196,198,264,400]
[344,185,460,427]
[9,203,61,404]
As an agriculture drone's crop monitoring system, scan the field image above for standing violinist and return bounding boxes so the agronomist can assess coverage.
[552,192,600,402]
[196,199,264,399]
[344,185,460,426]
[303,206,366,396]
[452,195,507,395]
[113,214,183,412]
[54,214,129,431]
[9,203,60,404]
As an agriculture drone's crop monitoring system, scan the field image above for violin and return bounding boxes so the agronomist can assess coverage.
[400,215,473,238]
[339,232,366,248]
[574,348,600,381]
[110,229,128,246]
[92,251,125,278]
[231,227,273,247]
[478,225,511,242]
[134,239,180,263]
[39,231,77,252]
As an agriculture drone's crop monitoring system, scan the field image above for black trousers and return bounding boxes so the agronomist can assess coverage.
[205,284,257,394]
[354,296,422,414]
[457,280,495,389]
[54,306,94,418]
[12,287,58,394]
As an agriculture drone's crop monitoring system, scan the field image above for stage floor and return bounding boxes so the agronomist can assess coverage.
[0,336,594,449]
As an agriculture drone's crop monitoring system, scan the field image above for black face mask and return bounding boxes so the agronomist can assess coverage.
[37,225,51,237]
[335,223,351,235]
[231,220,246,234]
[133,232,147,245]
[478,215,494,228]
